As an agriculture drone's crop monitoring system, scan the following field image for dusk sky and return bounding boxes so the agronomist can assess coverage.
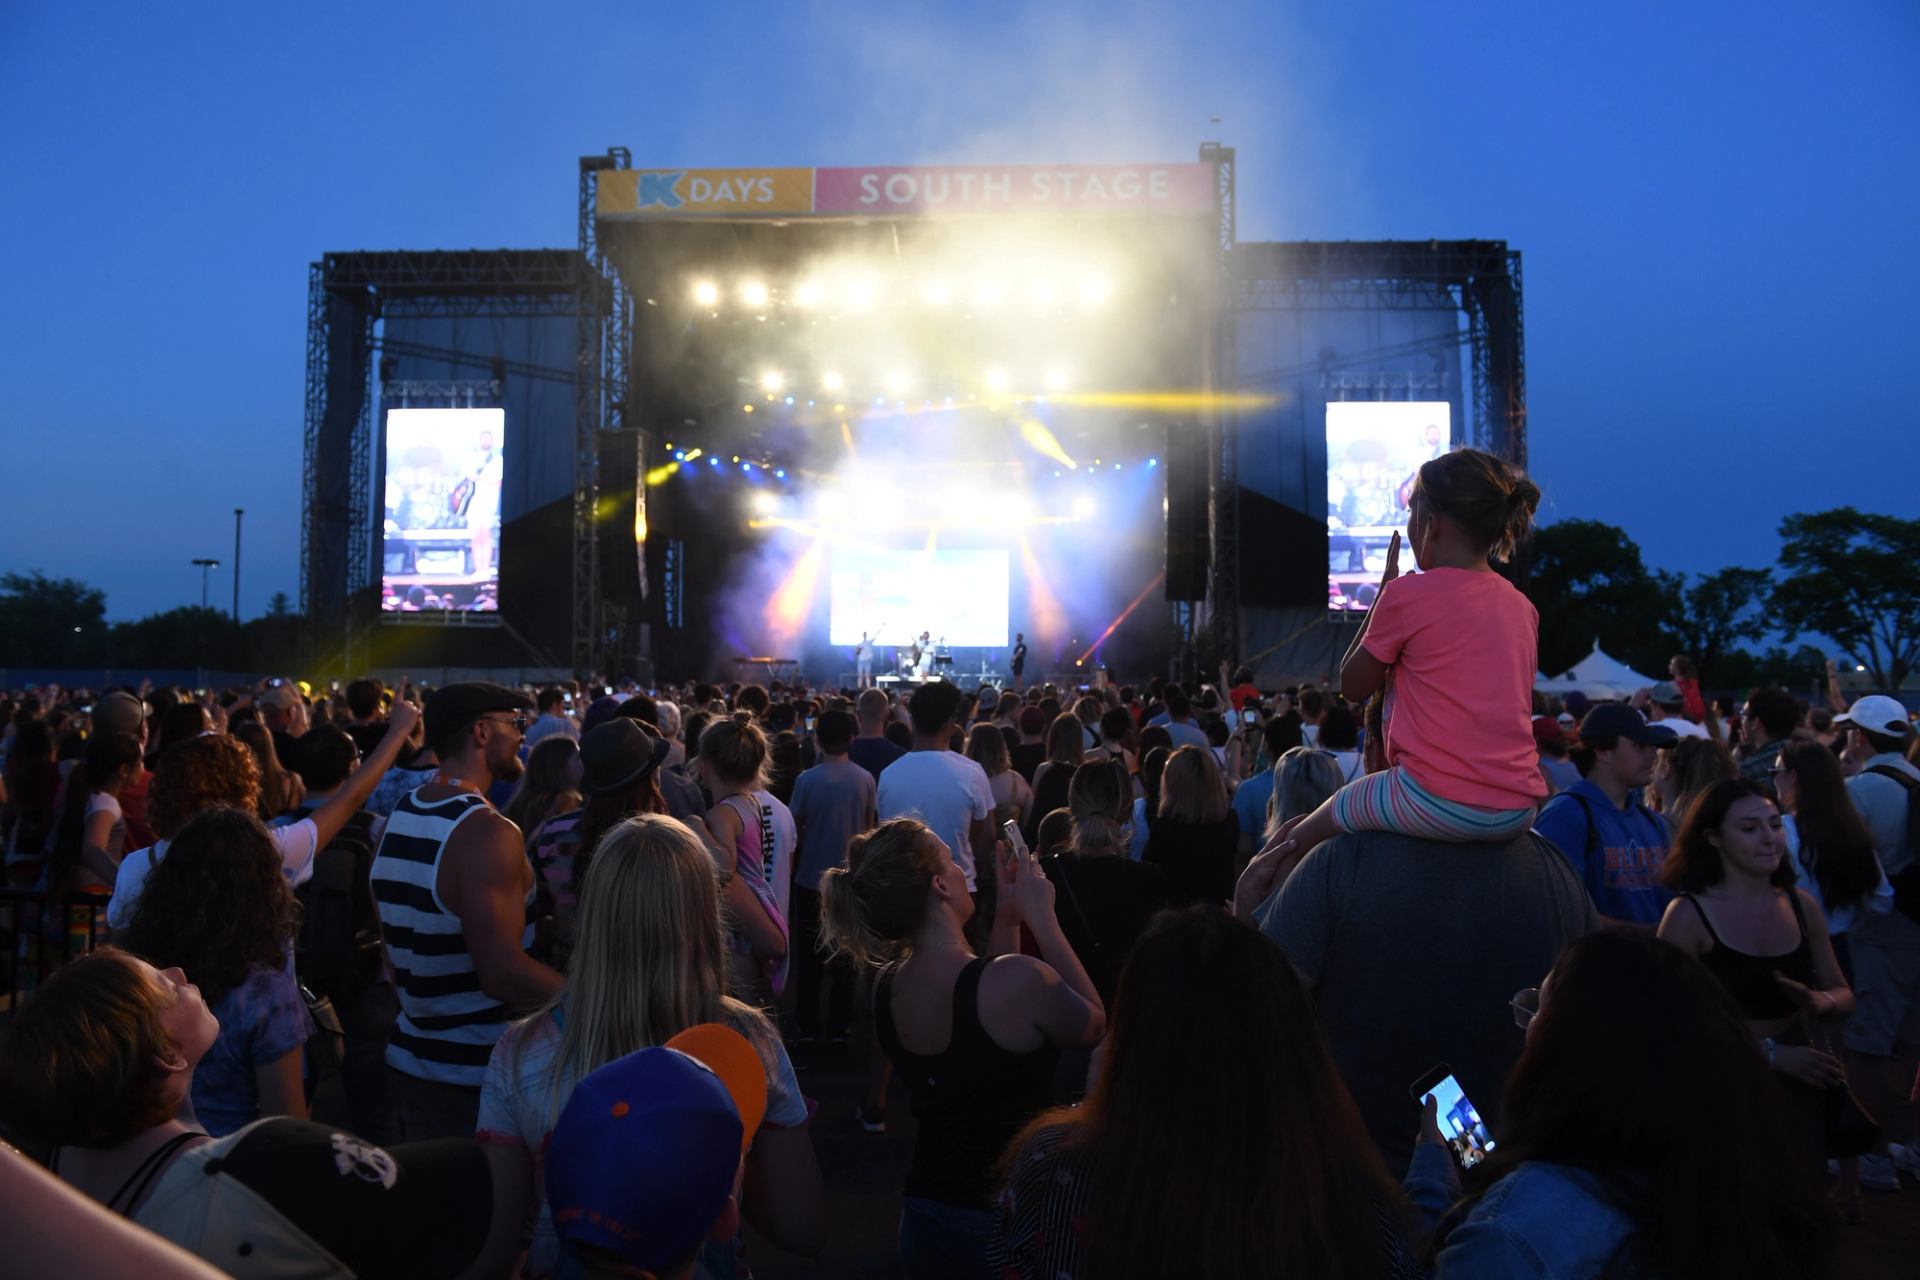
[3,1,1915,621]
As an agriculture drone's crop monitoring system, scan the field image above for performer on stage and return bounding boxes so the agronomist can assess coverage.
[913,631,934,680]
[1010,631,1028,691]
[855,631,873,688]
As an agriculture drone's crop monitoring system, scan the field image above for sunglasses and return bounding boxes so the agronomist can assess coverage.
[484,712,531,733]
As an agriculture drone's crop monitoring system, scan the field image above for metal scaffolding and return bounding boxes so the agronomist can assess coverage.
[574,149,631,675]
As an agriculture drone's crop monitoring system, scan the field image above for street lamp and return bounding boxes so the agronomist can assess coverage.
[192,559,221,611]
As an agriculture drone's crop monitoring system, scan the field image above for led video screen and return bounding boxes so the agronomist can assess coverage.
[1326,401,1449,611]
[380,407,504,612]
[829,548,1010,649]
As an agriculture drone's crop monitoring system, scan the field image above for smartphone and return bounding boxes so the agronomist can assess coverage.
[564,692,575,707]
[1000,819,1030,859]
[1410,1063,1495,1168]
[1239,708,1259,726]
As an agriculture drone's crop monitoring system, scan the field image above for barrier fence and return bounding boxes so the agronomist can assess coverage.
[1,889,110,1018]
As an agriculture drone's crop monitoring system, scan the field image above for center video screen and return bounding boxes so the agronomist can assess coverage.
[828,548,1010,649]
[1326,401,1450,611]
[380,407,504,613]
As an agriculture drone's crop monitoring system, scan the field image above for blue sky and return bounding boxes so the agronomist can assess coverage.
[3,1,1915,620]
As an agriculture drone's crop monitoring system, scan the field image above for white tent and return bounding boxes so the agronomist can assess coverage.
[1534,641,1657,701]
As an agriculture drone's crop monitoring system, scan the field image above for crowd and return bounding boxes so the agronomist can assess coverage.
[1,448,1918,1278]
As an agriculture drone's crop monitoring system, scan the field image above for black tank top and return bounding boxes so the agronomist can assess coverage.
[1685,891,1815,1022]
[876,956,1059,1211]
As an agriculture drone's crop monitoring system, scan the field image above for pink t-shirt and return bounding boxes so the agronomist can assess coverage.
[1361,569,1547,810]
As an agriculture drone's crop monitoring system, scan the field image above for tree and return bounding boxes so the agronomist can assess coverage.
[1526,520,1679,678]
[1771,508,1920,692]
[0,572,109,666]
[1667,567,1772,684]
[267,591,293,619]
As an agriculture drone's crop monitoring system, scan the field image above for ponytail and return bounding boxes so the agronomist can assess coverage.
[1412,447,1540,564]
[819,819,945,968]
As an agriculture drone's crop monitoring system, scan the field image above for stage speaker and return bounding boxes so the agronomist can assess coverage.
[1237,487,1329,608]
[1164,424,1209,601]
[597,429,648,610]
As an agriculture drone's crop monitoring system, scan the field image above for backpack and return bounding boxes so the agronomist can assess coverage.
[292,809,385,1005]
[1864,766,1920,922]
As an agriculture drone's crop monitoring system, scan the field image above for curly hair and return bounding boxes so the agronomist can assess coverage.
[148,733,260,838]
[120,806,298,1001]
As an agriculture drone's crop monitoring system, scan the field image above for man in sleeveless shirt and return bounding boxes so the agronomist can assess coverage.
[371,682,563,1140]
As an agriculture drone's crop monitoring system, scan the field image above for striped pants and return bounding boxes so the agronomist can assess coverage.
[1331,764,1537,843]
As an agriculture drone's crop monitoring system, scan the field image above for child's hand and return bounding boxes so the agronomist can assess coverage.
[1382,530,1402,586]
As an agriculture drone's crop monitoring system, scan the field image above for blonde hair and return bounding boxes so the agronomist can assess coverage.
[965,723,1011,777]
[512,814,775,1125]
[1264,747,1344,844]
[1158,744,1230,824]
[699,713,770,790]
[819,818,947,968]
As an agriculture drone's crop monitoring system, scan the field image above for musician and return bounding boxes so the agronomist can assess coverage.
[914,631,934,680]
[855,632,873,688]
[1010,631,1028,691]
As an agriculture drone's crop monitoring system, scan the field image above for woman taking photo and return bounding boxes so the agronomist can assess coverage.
[1656,779,1854,1187]
[119,806,312,1135]
[822,818,1104,1280]
[1411,930,1830,1277]
[995,908,1414,1280]
[479,814,824,1277]
[1143,745,1239,905]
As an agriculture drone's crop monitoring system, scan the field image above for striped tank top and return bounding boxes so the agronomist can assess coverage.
[371,786,535,1086]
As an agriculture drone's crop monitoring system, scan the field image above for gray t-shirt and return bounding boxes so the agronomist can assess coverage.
[1259,829,1599,1174]
[789,756,877,891]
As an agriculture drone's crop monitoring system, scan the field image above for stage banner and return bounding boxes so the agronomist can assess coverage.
[813,164,1215,216]
[598,168,815,218]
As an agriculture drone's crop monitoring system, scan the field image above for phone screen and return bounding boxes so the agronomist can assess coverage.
[1413,1067,1495,1168]
[1239,708,1259,726]
[1000,819,1029,859]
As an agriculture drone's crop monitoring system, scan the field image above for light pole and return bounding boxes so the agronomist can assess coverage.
[192,558,220,611]
[233,509,244,622]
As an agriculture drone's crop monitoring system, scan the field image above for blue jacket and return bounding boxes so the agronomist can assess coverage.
[1532,780,1673,925]
[1406,1144,1644,1278]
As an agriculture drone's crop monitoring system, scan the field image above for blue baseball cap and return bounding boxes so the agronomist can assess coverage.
[545,1028,766,1275]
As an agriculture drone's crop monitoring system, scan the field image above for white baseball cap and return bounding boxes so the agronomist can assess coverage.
[1833,695,1914,738]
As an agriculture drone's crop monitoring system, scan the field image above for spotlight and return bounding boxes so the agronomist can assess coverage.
[1077,275,1112,306]
[674,450,685,460]
[922,279,952,307]
[884,369,911,395]
[742,461,753,472]
[691,279,720,307]
[742,404,754,413]
[784,396,795,406]
[1147,457,1158,467]
[1073,496,1096,519]
[774,469,786,479]
[732,455,741,463]
[709,457,721,466]
[972,280,1005,308]
[752,492,779,516]
[793,279,825,308]
[821,370,845,392]
[1043,367,1070,391]
[844,274,879,311]
[1027,281,1056,309]
[739,280,770,308]
[759,370,785,392]
[985,368,1009,392]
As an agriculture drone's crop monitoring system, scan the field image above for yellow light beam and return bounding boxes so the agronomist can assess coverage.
[1016,418,1076,469]
[1046,391,1279,412]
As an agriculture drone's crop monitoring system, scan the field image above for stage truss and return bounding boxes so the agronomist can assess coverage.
[300,248,599,673]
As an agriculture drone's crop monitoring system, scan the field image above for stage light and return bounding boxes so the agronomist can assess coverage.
[844,274,879,311]
[732,455,741,463]
[742,404,754,413]
[1147,457,1158,467]
[691,279,720,307]
[985,367,1009,392]
[793,279,825,309]
[1073,496,1096,519]
[774,469,786,479]
[742,461,753,472]
[972,280,1004,308]
[674,450,685,460]
[683,448,703,462]
[821,370,845,393]
[759,369,785,392]
[710,457,722,466]
[1077,275,1112,306]
[752,492,779,516]
[740,280,770,308]
[1043,367,1070,392]
[784,396,795,406]
[922,279,952,307]
[1027,281,1056,309]
[884,369,911,395]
